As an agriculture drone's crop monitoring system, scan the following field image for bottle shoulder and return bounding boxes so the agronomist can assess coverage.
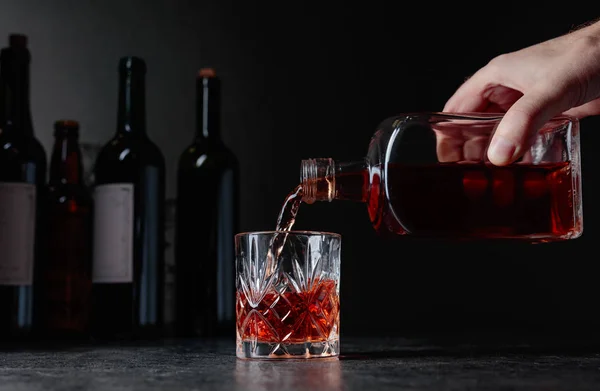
[96,134,165,167]
[178,140,239,170]
[0,134,47,164]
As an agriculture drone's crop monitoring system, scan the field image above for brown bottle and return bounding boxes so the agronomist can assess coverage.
[35,120,93,340]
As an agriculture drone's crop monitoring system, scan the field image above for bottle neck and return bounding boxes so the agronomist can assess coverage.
[0,48,33,138]
[49,134,84,186]
[195,73,220,143]
[300,158,369,204]
[117,69,146,137]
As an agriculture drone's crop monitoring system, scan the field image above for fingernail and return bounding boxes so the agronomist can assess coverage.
[488,136,516,164]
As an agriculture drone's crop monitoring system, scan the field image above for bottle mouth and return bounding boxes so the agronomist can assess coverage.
[198,67,216,78]
[300,158,335,203]
[300,158,316,204]
[9,34,27,48]
[53,119,80,137]
[55,119,79,129]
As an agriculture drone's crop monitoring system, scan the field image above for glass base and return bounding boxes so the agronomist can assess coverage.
[236,339,340,359]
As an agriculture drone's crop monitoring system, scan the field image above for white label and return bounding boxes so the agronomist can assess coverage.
[0,182,36,286]
[92,183,134,283]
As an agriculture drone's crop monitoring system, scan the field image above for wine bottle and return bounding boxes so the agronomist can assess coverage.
[174,68,240,338]
[0,34,47,341]
[91,57,165,340]
[35,120,93,341]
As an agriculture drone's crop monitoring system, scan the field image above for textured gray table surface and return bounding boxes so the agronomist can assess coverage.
[1,336,600,390]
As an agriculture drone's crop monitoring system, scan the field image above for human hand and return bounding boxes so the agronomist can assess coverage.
[443,20,600,165]
[431,114,556,165]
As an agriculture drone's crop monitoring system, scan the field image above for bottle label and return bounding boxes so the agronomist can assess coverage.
[92,183,134,283]
[0,182,37,286]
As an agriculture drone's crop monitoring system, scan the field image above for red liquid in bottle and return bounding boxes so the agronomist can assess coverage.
[356,162,579,241]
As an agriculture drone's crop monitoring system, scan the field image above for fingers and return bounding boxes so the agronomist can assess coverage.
[463,135,489,162]
[444,70,492,113]
[434,129,463,162]
[564,98,600,119]
[487,88,568,166]
[433,124,494,163]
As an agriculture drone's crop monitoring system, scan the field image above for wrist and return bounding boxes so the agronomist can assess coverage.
[572,18,600,39]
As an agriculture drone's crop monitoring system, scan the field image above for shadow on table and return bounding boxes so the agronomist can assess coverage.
[0,336,234,353]
[339,333,600,360]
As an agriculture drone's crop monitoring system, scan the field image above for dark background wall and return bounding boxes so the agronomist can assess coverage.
[2,0,600,338]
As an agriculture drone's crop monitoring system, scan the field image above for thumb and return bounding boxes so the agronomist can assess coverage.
[487,89,566,166]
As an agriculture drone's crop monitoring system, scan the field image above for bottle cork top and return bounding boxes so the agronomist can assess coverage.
[53,119,80,138]
[9,34,28,48]
[198,67,216,78]
[54,119,80,129]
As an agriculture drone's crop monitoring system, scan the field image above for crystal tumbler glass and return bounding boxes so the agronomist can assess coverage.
[235,231,341,359]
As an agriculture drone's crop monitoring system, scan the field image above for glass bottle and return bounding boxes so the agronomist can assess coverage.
[0,34,47,341]
[174,68,239,338]
[91,56,166,340]
[300,112,583,243]
[36,120,93,341]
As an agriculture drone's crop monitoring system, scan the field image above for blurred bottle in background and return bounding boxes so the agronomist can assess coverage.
[0,34,47,341]
[35,120,93,341]
[163,198,177,336]
[91,56,166,340]
[174,68,240,338]
[79,142,103,188]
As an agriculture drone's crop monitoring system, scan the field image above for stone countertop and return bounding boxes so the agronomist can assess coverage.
[2,336,600,390]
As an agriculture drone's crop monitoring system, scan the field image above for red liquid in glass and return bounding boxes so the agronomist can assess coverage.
[236,278,339,343]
